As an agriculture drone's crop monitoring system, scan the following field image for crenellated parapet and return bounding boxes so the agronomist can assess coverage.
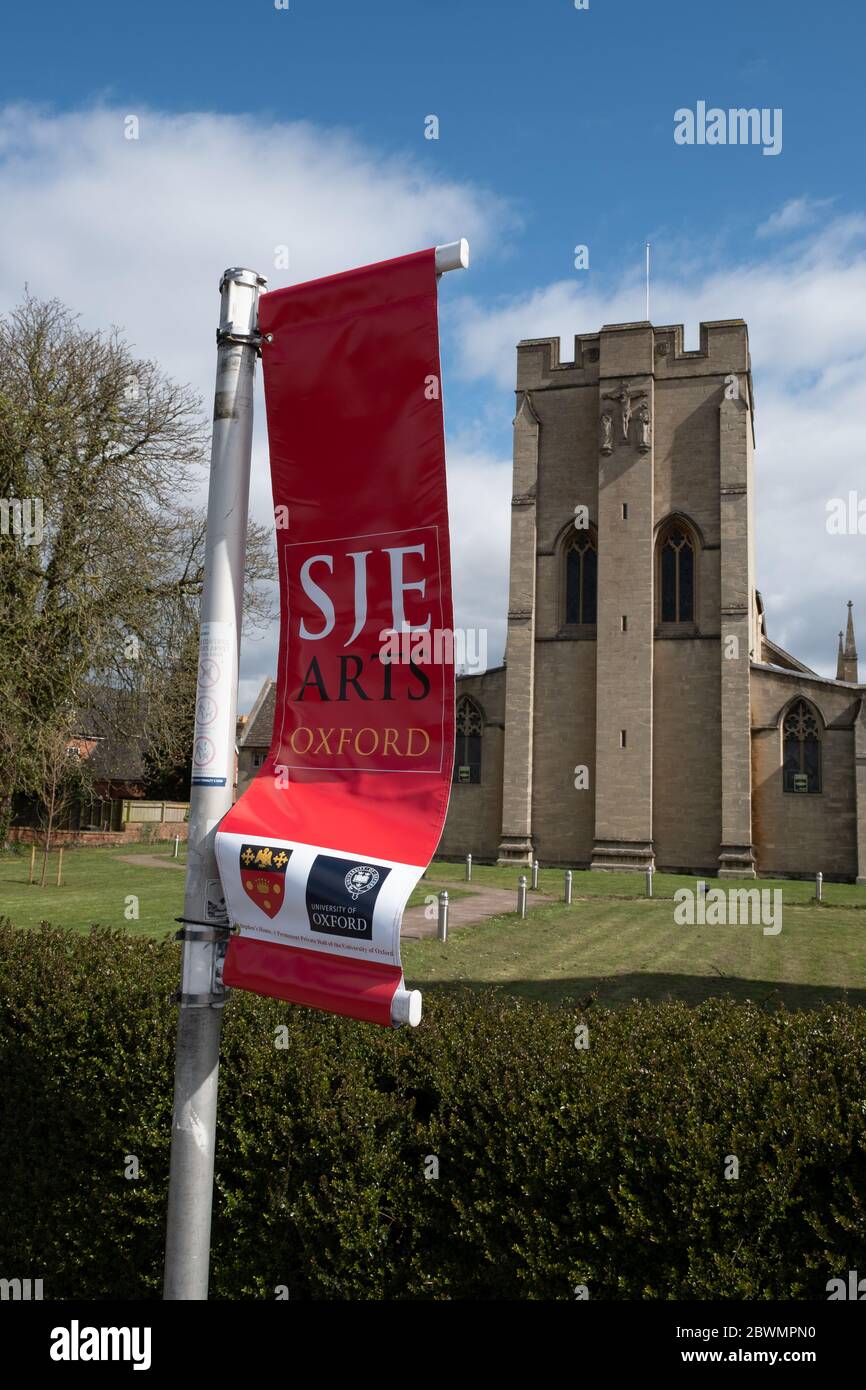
[516,319,753,398]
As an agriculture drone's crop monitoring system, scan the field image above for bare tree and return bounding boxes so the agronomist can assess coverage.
[0,293,274,835]
[32,724,90,886]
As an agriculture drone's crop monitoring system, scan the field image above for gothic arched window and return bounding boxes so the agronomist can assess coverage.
[564,532,598,625]
[782,700,821,793]
[658,519,696,624]
[454,696,483,784]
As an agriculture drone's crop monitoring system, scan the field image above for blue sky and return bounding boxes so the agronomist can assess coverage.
[3,0,865,703]
[8,1,862,291]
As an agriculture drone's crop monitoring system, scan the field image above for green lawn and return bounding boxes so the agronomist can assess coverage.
[0,844,469,935]
[402,895,866,1010]
[0,842,186,937]
[427,858,866,907]
[2,845,864,1011]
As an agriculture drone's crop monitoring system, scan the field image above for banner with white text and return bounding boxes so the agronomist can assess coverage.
[215,249,454,1027]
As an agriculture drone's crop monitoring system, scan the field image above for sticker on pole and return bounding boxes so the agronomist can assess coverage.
[191,621,234,787]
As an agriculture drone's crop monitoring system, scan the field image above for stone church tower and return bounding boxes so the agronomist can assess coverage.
[438,318,866,881]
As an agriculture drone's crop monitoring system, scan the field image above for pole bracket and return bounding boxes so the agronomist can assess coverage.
[215,326,266,355]
[174,917,233,943]
[172,918,232,1007]
[172,989,228,1009]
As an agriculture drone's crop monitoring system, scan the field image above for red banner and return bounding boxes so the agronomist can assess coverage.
[215,249,454,1027]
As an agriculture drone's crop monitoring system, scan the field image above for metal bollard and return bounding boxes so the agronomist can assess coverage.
[564,869,573,905]
[174,835,180,859]
[518,875,527,919]
[816,871,823,903]
[645,865,653,898]
[465,853,472,883]
[531,859,539,890]
[437,890,449,942]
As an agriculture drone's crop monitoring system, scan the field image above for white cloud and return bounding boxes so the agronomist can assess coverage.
[0,103,507,704]
[756,195,834,237]
[444,442,511,670]
[2,114,862,693]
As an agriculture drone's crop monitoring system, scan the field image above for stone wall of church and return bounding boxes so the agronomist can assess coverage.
[648,364,732,871]
[435,667,505,861]
[529,363,599,864]
[530,639,597,864]
[750,668,859,878]
[654,375,726,539]
[438,317,866,880]
[653,640,722,870]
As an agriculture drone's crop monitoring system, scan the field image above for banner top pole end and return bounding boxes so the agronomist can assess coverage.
[435,239,470,273]
[220,267,268,292]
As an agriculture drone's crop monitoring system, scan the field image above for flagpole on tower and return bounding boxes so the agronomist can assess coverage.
[163,266,266,1301]
[645,241,651,321]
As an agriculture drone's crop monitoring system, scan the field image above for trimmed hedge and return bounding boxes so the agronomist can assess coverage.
[1,919,865,1299]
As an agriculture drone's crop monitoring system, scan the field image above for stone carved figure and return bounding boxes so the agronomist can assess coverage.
[637,400,651,453]
[602,379,648,444]
[600,411,613,454]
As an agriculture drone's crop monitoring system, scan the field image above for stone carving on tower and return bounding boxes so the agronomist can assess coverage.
[601,379,649,445]
[600,411,613,454]
[636,399,651,453]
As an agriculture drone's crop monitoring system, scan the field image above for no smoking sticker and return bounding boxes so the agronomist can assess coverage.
[192,621,234,787]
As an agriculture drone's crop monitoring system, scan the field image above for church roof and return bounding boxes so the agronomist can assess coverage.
[751,661,862,691]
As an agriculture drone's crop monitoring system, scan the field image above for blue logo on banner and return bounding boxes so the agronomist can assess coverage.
[305,854,391,941]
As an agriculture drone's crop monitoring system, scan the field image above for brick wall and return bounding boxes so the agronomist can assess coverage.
[8,822,189,848]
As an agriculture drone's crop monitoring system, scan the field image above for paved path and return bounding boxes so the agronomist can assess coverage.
[114,853,185,870]
[401,878,552,939]
[111,857,550,938]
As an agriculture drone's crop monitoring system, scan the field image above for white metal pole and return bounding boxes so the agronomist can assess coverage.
[518,875,527,919]
[437,890,449,942]
[645,241,650,321]
[163,266,266,1302]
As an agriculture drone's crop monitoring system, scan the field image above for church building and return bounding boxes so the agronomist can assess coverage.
[438,318,866,880]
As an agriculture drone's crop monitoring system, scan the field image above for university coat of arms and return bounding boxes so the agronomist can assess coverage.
[239,843,292,918]
[344,865,380,901]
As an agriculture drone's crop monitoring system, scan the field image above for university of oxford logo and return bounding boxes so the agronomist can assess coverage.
[345,865,379,901]
[239,843,291,918]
